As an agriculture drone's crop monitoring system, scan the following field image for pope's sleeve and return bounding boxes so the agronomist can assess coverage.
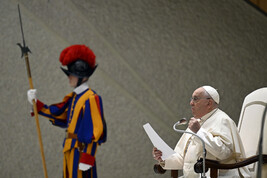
[163,152,184,170]
[162,136,186,170]
[193,118,233,160]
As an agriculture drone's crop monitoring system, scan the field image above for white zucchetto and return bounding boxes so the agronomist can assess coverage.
[202,86,220,104]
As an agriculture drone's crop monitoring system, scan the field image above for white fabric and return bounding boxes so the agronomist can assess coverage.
[27,89,37,105]
[79,163,92,171]
[74,83,89,94]
[163,109,251,178]
[203,86,220,104]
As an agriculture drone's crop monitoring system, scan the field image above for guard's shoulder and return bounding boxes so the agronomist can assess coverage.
[89,89,101,96]
[63,92,74,101]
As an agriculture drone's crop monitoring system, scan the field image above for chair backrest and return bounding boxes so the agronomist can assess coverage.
[237,87,267,174]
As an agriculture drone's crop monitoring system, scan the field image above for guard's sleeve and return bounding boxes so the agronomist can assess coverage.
[77,94,106,144]
[79,142,98,167]
[95,95,107,144]
[33,94,72,128]
[77,94,107,167]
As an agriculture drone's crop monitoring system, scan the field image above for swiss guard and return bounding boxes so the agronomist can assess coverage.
[27,44,107,178]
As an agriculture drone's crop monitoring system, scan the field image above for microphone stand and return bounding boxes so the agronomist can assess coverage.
[173,120,207,178]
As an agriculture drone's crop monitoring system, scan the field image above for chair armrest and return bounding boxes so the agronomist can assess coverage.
[154,164,179,178]
[154,164,166,174]
[194,154,267,171]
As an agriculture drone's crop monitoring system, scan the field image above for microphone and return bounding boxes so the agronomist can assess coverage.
[173,118,207,178]
[175,117,188,125]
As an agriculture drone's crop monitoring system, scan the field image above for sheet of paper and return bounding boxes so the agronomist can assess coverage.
[143,123,176,160]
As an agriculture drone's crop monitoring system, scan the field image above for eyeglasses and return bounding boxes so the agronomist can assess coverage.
[190,97,211,102]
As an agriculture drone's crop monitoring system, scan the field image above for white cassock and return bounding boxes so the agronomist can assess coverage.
[162,109,251,178]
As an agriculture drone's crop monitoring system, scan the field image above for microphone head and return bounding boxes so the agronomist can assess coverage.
[173,118,188,131]
[179,118,188,125]
[176,118,188,125]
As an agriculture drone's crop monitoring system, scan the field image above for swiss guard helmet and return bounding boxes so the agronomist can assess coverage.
[59,44,97,87]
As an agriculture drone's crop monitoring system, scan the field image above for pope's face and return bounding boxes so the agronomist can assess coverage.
[68,75,78,87]
[190,87,211,118]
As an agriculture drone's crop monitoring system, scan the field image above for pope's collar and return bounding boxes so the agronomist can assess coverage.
[200,108,219,123]
[73,83,89,94]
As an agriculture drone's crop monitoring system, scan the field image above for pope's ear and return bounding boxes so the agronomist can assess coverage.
[207,99,213,106]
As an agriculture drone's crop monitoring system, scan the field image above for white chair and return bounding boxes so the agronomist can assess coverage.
[237,87,267,177]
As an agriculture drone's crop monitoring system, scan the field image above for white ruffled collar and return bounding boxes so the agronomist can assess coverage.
[73,83,89,94]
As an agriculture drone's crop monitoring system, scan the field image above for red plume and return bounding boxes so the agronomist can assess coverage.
[59,44,96,68]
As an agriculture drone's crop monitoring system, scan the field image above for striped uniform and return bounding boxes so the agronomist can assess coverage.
[35,86,107,178]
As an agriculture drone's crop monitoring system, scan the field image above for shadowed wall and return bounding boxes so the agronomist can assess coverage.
[1,0,267,177]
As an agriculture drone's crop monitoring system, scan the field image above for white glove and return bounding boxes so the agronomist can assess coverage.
[27,89,37,105]
[79,163,92,171]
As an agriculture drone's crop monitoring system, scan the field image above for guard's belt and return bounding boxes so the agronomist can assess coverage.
[66,132,85,151]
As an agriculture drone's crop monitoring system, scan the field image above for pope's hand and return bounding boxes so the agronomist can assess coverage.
[188,117,200,133]
[152,147,163,162]
[27,89,37,105]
